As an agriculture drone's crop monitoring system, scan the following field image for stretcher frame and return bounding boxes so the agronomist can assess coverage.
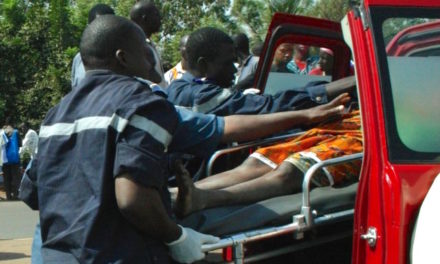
[201,152,363,263]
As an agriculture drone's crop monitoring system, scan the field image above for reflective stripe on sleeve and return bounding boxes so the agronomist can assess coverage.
[39,114,129,138]
[128,114,173,148]
[39,114,172,149]
[192,89,233,113]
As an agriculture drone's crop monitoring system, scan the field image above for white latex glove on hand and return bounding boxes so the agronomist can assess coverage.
[167,225,220,263]
[243,88,261,95]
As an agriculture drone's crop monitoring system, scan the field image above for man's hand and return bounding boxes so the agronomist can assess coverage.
[167,225,220,263]
[305,93,350,125]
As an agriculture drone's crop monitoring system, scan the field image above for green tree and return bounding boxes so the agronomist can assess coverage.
[0,0,346,128]
[306,0,350,22]
[157,0,233,67]
[231,0,312,48]
[0,1,76,127]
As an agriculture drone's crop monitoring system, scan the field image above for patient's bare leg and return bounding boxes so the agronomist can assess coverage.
[195,157,272,190]
[169,157,271,202]
[175,161,304,217]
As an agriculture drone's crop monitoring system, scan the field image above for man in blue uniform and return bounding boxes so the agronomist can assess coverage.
[25,15,220,264]
[167,27,355,116]
[22,14,350,264]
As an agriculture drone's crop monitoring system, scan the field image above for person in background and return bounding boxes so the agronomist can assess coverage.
[130,0,167,88]
[164,35,189,86]
[286,44,319,74]
[233,33,259,89]
[0,127,8,192]
[71,4,115,89]
[271,42,295,73]
[18,122,38,170]
[251,41,264,57]
[309,47,334,76]
[2,119,20,200]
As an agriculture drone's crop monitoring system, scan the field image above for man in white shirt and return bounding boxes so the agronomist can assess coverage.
[19,123,38,159]
[164,35,189,86]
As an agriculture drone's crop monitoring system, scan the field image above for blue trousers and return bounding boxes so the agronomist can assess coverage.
[31,222,43,264]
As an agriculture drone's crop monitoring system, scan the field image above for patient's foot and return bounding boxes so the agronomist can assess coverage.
[173,160,206,218]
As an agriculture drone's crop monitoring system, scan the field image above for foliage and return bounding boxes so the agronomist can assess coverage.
[231,0,312,49]
[306,0,351,22]
[0,0,350,129]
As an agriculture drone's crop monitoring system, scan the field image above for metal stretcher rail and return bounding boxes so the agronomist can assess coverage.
[201,153,364,263]
[301,152,363,225]
[201,208,354,252]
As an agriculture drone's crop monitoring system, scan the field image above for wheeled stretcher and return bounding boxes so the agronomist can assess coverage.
[179,135,363,263]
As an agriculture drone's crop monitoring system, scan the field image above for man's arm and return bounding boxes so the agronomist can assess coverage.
[115,174,219,263]
[324,75,356,100]
[115,174,181,242]
[221,93,349,143]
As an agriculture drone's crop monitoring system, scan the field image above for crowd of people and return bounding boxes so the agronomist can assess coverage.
[9,1,361,263]
[271,43,335,76]
[0,119,38,200]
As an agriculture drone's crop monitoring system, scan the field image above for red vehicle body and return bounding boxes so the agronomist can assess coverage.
[344,1,439,263]
[198,1,440,263]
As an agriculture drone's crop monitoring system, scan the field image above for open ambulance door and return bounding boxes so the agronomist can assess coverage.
[345,1,440,264]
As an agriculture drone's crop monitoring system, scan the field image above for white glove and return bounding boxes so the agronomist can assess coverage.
[243,88,261,95]
[167,225,220,263]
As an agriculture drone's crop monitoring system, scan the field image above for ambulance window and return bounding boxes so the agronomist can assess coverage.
[264,41,333,95]
[371,6,440,162]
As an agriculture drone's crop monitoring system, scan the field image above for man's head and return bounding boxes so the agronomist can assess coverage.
[273,43,294,67]
[19,122,29,135]
[318,47,334,73]
[185,27,237,87]
[80,15,154,80]
[293,44,310,61]
[251,41,264,56]
[233,33,250,61]
[129,0,161,38]
[88,4,115,24]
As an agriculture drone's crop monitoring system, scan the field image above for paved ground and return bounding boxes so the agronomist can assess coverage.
[0,183,36,263]
[0,238,32,264]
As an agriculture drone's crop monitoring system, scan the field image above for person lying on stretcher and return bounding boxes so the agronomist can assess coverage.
[172,109,362,218]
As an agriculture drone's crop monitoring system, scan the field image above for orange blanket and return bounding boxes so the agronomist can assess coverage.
[251,111,362,186]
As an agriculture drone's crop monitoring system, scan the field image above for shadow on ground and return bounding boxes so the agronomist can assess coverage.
[0,252,30,261]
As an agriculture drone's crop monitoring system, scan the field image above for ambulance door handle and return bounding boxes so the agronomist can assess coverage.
[360,227,377,248]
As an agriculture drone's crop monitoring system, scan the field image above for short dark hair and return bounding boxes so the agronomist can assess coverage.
[88,4,115,24]
[186,27,233,70]
[80,15,144,69]
[251,41,264,56]
[233,33,249,54]
[129,0,155,22]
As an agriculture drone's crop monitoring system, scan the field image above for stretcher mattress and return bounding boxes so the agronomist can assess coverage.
[179,182,358,236]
